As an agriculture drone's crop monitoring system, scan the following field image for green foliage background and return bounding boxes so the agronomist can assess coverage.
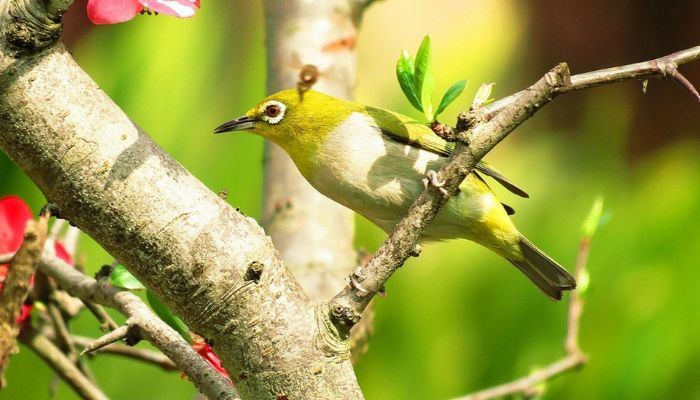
[2,1,700,399]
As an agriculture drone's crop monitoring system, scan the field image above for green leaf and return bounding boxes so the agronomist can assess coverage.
[473,82,494,108]
[396,50,422,112]
[413,36,435,121]
[581,195,604,239]
[146,291,191,343]
[109,264,145,290]
[435,79,467,117]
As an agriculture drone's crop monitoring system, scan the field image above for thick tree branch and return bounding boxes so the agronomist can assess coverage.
[0,0,363,397]
[38,253,238,399]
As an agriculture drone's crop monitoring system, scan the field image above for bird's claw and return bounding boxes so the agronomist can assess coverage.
[353,266,367,280]
[347,266,369,295]
[423,170,449,196]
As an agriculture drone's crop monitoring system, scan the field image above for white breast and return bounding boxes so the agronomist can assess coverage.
[309,112,444,232]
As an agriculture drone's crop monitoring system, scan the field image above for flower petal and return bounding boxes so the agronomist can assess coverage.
[87,0,144,25]
[0,195,33,254]
[54,241,74,265]
[193,341,231,382]
[140,0,199,18]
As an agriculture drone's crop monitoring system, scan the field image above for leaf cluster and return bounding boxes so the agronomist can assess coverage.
[396,36,467,122]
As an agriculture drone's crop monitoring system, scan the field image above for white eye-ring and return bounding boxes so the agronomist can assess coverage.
[260,100,286,124]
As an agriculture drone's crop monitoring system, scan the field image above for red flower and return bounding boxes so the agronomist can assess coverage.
[87,0,201,25]
[193,339,231,383]
[0,196,74,324]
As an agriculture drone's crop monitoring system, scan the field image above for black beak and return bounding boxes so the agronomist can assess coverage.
[213,116,257,134]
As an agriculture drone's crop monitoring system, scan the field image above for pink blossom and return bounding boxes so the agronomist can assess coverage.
[192,339,232,383]
[87,0,200,25]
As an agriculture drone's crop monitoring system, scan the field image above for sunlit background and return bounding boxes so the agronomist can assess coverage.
[2,0,700,398]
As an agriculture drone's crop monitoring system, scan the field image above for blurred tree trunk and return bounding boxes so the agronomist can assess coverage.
[262,0,373,359]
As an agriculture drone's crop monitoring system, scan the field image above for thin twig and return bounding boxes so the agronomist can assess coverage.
[47,301,80,361]
[41,273,97,383]
[454,230,594,400]
[482,46,700,119]
[82,300,120,332]
[456,354,586,400]
[19,327,107,400]
[38,253,238,400]
[71,335,177,371]
[80,325,129,355]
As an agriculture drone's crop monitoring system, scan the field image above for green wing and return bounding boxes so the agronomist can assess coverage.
[365,105,529,198]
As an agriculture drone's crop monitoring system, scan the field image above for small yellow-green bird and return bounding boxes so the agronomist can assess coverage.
[215,89,576,300]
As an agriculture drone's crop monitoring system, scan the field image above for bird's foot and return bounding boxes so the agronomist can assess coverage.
[423,170,449,196]
[347,266,369,295]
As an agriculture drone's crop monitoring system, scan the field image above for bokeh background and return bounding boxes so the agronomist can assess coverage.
[2,0,700,398]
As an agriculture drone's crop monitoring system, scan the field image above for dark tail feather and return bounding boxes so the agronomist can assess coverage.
[507,237,576,301]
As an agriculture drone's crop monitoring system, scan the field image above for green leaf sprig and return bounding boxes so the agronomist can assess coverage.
[396,36,468,122]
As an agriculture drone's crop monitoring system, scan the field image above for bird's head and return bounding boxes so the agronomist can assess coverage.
[214,89,359,156]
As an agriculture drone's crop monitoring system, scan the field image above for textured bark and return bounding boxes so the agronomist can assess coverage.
[0,1,362,398]
[262,0,373,360]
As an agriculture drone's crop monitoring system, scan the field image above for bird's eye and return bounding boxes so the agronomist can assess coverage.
[260,100,286,124]
[265,104,281,117]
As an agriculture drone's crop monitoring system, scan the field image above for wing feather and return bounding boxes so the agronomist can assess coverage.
[365,105,528,198]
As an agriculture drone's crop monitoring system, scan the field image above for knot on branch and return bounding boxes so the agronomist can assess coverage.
[244,261,264,283]
[545,62,572,91]
[313,303,351,360]
[3,0,66,53]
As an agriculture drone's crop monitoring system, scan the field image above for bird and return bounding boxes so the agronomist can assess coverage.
[214,89,576,300]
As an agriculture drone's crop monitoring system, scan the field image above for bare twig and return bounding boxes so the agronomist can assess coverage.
[35,266,97,384]
[82,301,119,332]
[37,253,238,400]
[453,231,593,400]
[19,327,107,400]
[71,335,177,371]
[482,46,700,118]
[46,301,80,361]
[80,325,129,355]
[456,354,586,400]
